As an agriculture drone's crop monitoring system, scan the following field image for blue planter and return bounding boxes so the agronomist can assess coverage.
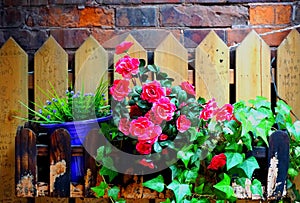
[40,115,113,145]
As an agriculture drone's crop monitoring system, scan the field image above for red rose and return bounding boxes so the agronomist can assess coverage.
[118,117,130,135]
[207,153,226,170]
[166,87,172,96]
[215,104,234,122]
[141,81,165,103]
[129,105,144,118]
[151,97,176,122]
[176,115,191,133]
[136,141,152,155]
[180,81,195,96]
[110,79,130,101]
[159,134,168,141]
[139,158,154,169]
[115,55,140,79]
[115,41,134,54]
[199,98,218,120]
[129,117,154,139]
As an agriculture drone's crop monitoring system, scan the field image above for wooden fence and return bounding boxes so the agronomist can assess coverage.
[0,29,300,203]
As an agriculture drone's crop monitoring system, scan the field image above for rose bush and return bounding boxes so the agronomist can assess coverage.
[92,41,300,203]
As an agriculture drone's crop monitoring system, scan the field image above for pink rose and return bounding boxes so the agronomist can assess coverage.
[139,158,154,169]
[110,79,130,101]
[207,153,226,170]
[176,115,191,133]
[215,104,234,122]
[141,81,165,103]
[115,41,134,54]
[151,97,176,122]
[118,117,130,135]
[166,87,172,96]
[115,55,140,79]
[199,98,218,120]
[180,81,195,96]
[145,110,163,125]
[136,141,152,155]
[129,117,154,139]
[144,125,162,144]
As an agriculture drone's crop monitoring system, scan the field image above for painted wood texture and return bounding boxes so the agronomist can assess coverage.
[34,36,68,110]
[75,36,108,94]
[154,33,188,86]
[236,30,271,102]
[277,29,300,120]
[0,38,28,203]
[195,31,230,105]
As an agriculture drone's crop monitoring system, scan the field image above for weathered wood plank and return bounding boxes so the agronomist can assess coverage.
[195,30,230,105]
[0,37,28,203]
[50,129,71,197]
[75,35,108,94]
[34,36,68,111]
[277,29,300,121]
[236,30,271,102]
[154,33,188,86]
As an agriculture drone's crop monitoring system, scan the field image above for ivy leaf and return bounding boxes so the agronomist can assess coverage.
[249,96,270,109]
[213,173,235,199]
[293,121,300,142]
[154,141,162,153]
[250,179,263,197]
[91,182,108,197]
[108,186,120,200]
[184,167,198,183]
[143,175,165,193]
[195,183,204,194]
[177,150,194,168]
[115,199,126,203]
[237,156,259,179]
[167,180,191,203]
[100,166,118,182]
[225,152,244,170]
[169,165,181,180]
[241,133,252,151]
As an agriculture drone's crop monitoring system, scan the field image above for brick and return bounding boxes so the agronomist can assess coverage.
[3,0,28,6]
[0,8,23,28]
[78,7,114,27]
[29,0,48,5]
[142,0,182,3]
[50,29,90,49]
[185,0,225,3]
[160,5,248,27]
[255,28,290,46]
[227,28,251,47]
[91,29,128,48]
[275,5,291,24]
[98,0,141,4]
[184,29,226,48]
[249,5,275,25]
[116,7,157,27]
[49,0,86,4]
[295,4,300,24]
[28,7,80,27]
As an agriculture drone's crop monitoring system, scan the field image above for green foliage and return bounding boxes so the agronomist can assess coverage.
[142,175,165,192]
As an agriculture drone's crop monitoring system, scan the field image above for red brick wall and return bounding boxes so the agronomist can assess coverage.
[0,0,299,69]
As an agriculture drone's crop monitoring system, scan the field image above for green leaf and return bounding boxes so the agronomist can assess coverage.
[293,121,300,142]
[154,141,162,153]
[100,166,118,182]
[115,199,126,203]
[184,167,198,183]
[225,152,244,170]
[195,183,204,194]
[143,175,165,193]
[213,173,235,199]
[177,150,194,168]
[167,180,191,203]
[161,198,171,203]
[288,168,299,179]
[250,179,263,197]
[248,96,270,109]
[241,133,252,151]
[91,182,108,197]
[108,186,120,200]
[237,156,259,179]
[169,165,181,180]
[148,64,158,72]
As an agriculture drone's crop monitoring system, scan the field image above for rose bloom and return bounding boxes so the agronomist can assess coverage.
[159,134,168,141]
[180,81,195,96]
[215,104,234,122]
[141,81,166,103]
[115,55,140,79]
[136,141,152,155]
[139,158,155,169]
[176,115,191,133]
[129,104,144,118]
[199,98,218,120]
[207,153,226,170]
[129,117,154,139]
[166,87,172,96]
[151,97,176,122]
[118,117,130,135]
[145,110,163,125]
[142,125,162,143]
[115,41,134,54]
[110,79,130,101]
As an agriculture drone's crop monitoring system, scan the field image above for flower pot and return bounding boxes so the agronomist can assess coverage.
[40,115,113,145]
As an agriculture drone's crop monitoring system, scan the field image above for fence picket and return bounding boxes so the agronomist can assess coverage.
[0,37,28,203]
[75,35,108,94]
[236,30,271,102]
[277,29,300,120]
[195,31,230,105]
[34,36,68,109]
[154,33,188,86]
